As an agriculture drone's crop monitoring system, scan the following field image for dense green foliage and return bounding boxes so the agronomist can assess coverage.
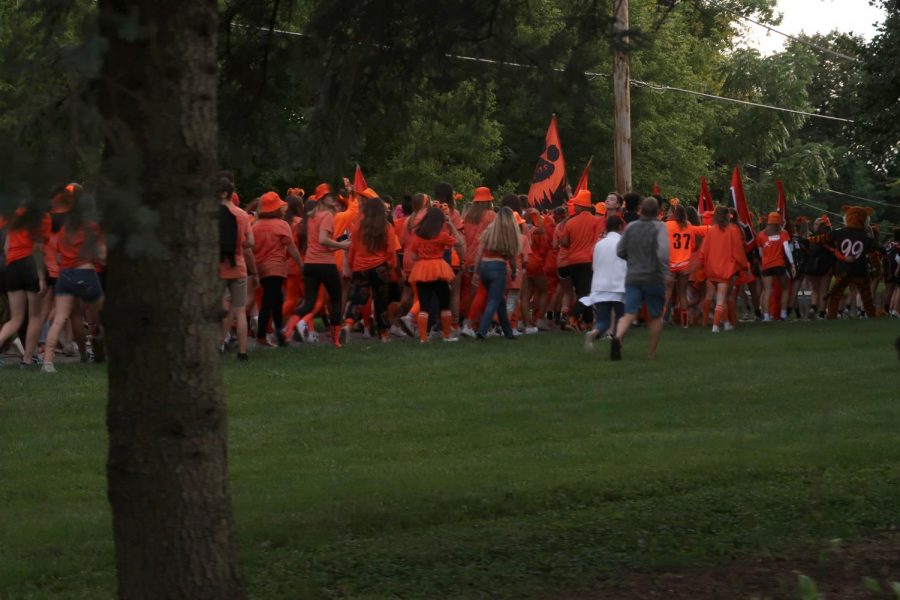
[2,321,898,598]
[0,0,896,231]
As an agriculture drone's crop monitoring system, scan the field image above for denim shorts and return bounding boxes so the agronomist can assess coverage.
[55,268,104,302]
[624,282,666,318]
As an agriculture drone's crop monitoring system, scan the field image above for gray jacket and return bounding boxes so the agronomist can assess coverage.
[616,217,670,285]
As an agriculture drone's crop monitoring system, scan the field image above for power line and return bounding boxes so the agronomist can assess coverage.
[234,22,855,124]
[696,0,864,64]
[631,79,853,123]
[824,188,896,207]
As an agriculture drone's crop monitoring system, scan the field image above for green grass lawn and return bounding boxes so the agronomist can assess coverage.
[1,320,898,599]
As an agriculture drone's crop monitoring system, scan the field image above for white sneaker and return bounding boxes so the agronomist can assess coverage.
[524,326,539,335]
[443,336,459,343]
[308,331,319,343]
[723,322,734,332]
[460,325,476,338]
[41,362,57,374]
[584,331,595,351]
[762,314,773,322]
[510,328,522,337]
[400,314,416,336]
[711,325,720,334]
[780,311,788,321]
[296,319,310,343]
[390,324,409,338]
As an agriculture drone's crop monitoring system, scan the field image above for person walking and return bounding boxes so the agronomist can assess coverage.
[611,197,670,360]
[581,215,626,351]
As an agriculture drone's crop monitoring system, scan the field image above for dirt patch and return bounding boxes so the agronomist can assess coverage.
[560,535,900,599]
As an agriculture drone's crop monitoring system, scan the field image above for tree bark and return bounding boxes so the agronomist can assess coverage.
[612,0,632,194]
[96,1,245,598]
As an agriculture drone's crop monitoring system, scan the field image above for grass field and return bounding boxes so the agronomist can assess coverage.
[1,320,898,599]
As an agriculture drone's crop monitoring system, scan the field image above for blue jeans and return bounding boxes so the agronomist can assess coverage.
[477,261,514,338]
[592,301,624,336]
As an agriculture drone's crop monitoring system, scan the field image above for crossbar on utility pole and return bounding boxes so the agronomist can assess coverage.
[612,0,632,194]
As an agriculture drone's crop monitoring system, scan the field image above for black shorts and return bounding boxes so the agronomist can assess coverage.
[557,265,572,280]
[5,257,40,292]
[761,267,787,277]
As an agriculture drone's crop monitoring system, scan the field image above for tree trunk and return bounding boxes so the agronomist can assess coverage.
[96,1,245,598]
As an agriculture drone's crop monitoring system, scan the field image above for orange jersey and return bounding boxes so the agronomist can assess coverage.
[57,222,104,271]
[252,217,296,279]
[348,223,399,272]
[756,230,790,270]
[699,224,749,283]
[304,210,336,265]
[1,209,51,265]
[561,212,603,265]
[666,221,709,271]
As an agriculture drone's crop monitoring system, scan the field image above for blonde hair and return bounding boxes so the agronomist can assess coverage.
[480,206,522,259]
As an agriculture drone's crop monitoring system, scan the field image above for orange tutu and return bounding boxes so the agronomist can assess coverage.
[409,259,455,283]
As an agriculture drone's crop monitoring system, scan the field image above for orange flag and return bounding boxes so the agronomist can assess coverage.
[574,157,592,194]
[698,176,715,213]
[528,115,567,208]
[730,166,756,250]
[354,164,368,193]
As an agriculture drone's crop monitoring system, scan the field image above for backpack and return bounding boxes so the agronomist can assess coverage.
[218,205,238,267]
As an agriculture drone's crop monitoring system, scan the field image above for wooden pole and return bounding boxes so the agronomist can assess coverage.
[613,0,632,194]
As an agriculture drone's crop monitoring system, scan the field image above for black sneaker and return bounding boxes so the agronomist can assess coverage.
[610,338,622,361]
[236,353,249,363]
[276,331,288,347]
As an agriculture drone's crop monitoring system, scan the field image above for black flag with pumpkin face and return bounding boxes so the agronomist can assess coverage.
[528,115,568,209]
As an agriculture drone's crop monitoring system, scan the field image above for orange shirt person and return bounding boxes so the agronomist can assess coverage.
[756,212,795,321]
[559,189,602,326]
[252,192,303,347]
[340,197,400,343]
[698,206,748,333]
[665,202,709,327]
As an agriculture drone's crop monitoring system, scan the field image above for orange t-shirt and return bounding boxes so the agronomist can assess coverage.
[287,216,302,276]
[401,210,427,275]
[2,209,51,265]
[57,222,103,270]
[304,210,336,265]
[666,221,710,271]
[462,210,496,268]
[252,218,296,279]
[757,230,790,271]
[700,224,749,282]
[349,223,400,272]
[219,204,250,279]
[410,231,456,260]
[562,212,602,265]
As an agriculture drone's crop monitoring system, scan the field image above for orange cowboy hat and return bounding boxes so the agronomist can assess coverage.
[473,186,494,203]
[571,189,592,208]
[260,191,286,213]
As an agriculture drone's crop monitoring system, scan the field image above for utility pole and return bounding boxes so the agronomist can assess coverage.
[612,0,632,194]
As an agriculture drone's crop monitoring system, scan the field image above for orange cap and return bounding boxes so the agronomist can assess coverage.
[260,191,286,213]
[767,211,781,225]
[571,189,592,208]
[514,211,526,226]
[594,202,607,216]
[309,183,331,201]
[473,187,494,203]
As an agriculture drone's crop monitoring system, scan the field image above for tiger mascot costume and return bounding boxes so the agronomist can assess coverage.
[807,205,880,319]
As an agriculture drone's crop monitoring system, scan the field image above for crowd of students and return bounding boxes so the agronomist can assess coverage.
[1,176,898,370]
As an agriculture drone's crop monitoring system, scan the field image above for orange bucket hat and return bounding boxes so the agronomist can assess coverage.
[767,211,781,225]
[260,191,286,213]
[309,183,331,201]
[473,186,494,203]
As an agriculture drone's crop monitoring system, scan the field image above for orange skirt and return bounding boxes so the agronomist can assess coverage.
[409,259,455,283]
